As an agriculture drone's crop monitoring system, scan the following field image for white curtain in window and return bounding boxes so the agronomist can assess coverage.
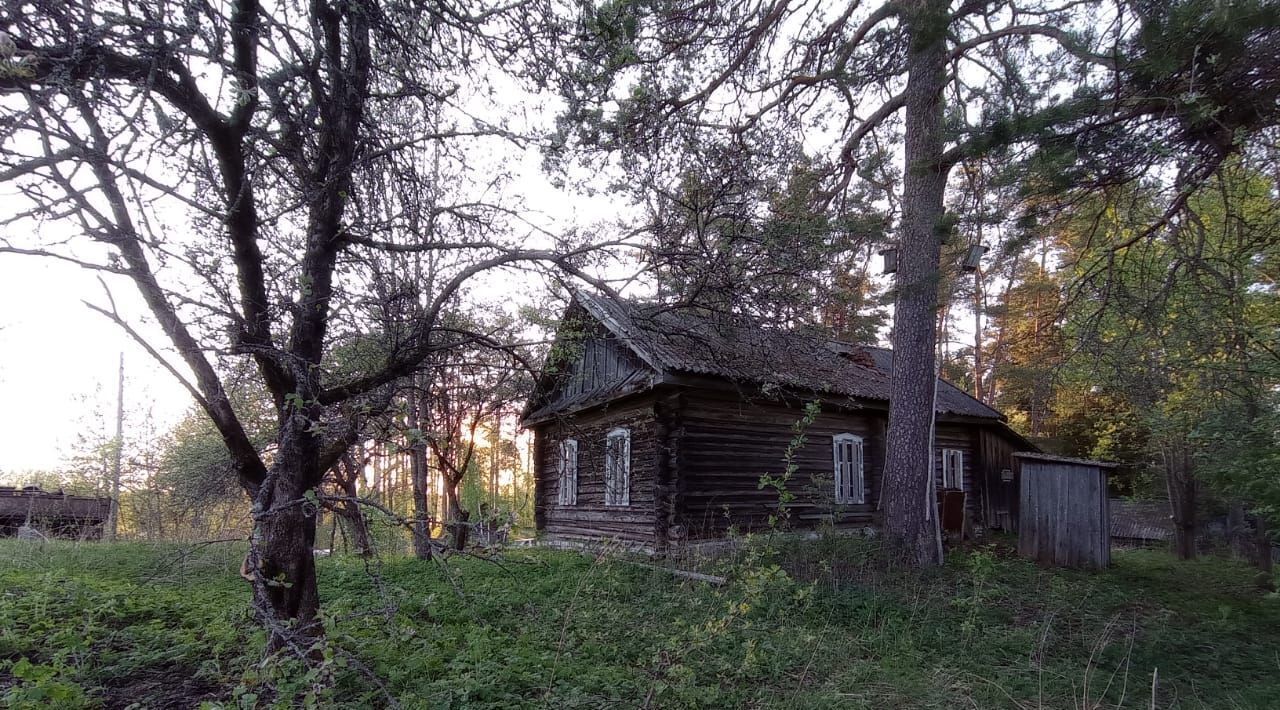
[557,439,578,505]
[604,428,630,506]
[832,433,865,504]
[941,448,964,490]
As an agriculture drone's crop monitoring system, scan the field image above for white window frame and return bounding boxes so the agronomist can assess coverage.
[557,439,578,506]
[941,448,965,490]
[604,427,631,506]
[832,433,865,504]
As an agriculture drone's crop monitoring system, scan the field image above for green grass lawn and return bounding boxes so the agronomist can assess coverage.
[1,536,1277,709]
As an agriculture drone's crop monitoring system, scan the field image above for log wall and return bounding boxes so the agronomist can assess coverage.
[533,397,660,546]
[0,489,110,539]
[933,424,977,521]
[532,388,1024,548]
[975,427,1021,531]
[675,393,884,538]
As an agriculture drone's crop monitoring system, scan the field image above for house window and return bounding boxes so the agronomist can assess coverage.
[604,428,630,506]
[832,433,864,504]
[942,448,964,490]
[557,439,578,505]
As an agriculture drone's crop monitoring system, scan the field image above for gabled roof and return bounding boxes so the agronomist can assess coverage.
[577,290,1004,419]
[526,290,1007,422]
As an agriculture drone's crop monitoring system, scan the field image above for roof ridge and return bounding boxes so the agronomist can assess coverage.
[562,288,1007,421]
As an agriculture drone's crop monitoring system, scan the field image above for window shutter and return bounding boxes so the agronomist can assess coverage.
[614,432,624,506]
[854,438,864,503]
[569,441,578,504]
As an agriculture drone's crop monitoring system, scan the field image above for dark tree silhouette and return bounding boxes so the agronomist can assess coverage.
[0,0,607,654]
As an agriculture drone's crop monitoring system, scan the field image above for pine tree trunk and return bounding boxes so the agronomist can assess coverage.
[880,0,948,567]
[410,463,433,559]
[972,265,985,402]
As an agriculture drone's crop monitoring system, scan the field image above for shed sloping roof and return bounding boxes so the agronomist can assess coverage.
[0,486,111,520]
[573,290,1004,420]
[1110,500,1174,542]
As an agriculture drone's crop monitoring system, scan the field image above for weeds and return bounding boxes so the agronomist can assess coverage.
[0,539,1277,708]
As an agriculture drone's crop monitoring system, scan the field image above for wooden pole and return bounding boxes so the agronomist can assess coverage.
[490,414,500,510]
[106,353,124,541]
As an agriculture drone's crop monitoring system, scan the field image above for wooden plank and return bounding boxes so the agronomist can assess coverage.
[626,561,727,586]
[1017,460,1111,569]
[535,398,661,544]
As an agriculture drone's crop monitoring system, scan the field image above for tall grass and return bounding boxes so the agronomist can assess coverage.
[1,538,1277,708]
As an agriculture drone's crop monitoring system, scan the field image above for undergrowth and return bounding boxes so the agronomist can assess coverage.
[0,537,1277,708]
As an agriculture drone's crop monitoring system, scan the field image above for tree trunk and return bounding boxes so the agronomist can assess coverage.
[238,405,337,657]
[1254,514,1273,574]
[880,0,949,567]
[409,386,434,560]
[1164,444,1197,561]
[248,465,324,656]
[972,264,984,402]
[339,497,374,557]
[445,481,469,551]
[106,353,125,541]
[1227,501,1249,558]
[410,469,433,559]
[490,415,500,510]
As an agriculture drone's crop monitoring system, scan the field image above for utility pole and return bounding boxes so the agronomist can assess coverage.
[106,353,124,541]
[490,413,500,510]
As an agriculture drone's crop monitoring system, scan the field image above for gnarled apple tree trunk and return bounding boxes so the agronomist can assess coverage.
[245,420,327,656]
[251,492,323,655]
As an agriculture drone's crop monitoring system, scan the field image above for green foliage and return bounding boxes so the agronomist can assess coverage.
[950,546,998,636]
[1129,0,1280,141]
[758,400,821,529]
[2,657,91,709]
[0,541,253,708]
[3,539,1279,707]
[1049,165,1280,509]
[642,147,891,336]
[1194,395,1280,527]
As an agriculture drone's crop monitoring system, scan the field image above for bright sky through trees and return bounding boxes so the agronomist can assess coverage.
[0,142,623,475]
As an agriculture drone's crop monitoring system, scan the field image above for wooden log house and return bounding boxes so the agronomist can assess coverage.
[521,291,1035,552]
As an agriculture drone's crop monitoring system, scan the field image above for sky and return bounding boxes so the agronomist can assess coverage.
[0,136,628,478]
[0,254,192,474]
[0,2,990,478]
[0,23,648,480]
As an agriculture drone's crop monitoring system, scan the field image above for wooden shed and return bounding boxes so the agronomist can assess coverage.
[1016,453,1117,569]
[0,486,112,540]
